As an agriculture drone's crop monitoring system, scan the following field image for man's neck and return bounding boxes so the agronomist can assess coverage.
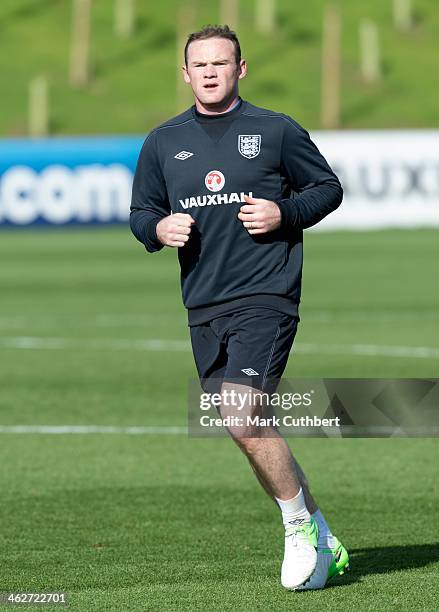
[194,94,241,116]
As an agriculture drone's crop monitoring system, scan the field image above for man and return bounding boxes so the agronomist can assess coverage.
[130,25,348,590]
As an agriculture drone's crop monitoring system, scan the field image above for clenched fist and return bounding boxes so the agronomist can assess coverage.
[156,213,195,247]
[238,195,281,234]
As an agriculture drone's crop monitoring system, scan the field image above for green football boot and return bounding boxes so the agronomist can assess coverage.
[296,537,349,590]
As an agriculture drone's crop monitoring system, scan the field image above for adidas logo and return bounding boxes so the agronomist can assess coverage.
[241,368,259,376]
[174,150,194,160]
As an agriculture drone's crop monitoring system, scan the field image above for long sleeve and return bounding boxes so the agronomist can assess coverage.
[277,118,343,230]
[130,131,171,253]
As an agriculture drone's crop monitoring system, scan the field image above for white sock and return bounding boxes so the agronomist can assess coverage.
[275,487,311,531]
[312,509,335,549]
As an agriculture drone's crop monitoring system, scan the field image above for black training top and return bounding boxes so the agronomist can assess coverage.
[130,98,343,325]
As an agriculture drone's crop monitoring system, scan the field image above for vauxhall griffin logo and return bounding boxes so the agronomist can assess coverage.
[180,169,251,209]
[238,135,261,159]
[205,170,225,192]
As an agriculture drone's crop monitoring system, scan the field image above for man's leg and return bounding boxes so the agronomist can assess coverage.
[235,431,301,499]
[191,310,347,588]
[220,382,315,502]
[293,457,318,514]
[219,381,319,589]
[244,439,318,514]
[240,429,349,590]
[220,384,349,590]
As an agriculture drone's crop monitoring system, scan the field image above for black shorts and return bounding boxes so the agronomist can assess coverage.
[190,307,299,394]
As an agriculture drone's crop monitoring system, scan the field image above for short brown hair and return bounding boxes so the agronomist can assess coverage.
[184,25,241,66]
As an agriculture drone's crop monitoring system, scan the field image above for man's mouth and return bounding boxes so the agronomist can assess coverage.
[204,84,219,90]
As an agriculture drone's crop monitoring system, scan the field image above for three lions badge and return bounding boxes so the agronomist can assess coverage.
[238,135,261,159]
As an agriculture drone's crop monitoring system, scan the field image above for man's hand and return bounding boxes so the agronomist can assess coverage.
[156,213,195,247]
[238,195,281,234]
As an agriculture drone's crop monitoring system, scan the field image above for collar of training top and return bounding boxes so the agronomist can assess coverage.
[193,98,244,123]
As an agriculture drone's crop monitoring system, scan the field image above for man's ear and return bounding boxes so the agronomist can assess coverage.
[182,65,191,84]
[238,59,247,81]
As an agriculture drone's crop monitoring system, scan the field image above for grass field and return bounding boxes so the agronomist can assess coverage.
[2,0,439,135]
[0,227,438,610]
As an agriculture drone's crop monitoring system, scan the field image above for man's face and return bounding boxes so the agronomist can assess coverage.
[183,37,246,109]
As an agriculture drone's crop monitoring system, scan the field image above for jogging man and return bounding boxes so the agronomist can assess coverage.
[130,25,348,590]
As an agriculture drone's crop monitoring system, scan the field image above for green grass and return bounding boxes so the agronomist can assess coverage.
[2,436,438,610]
[0,227,438,610]
[1,0,439,135]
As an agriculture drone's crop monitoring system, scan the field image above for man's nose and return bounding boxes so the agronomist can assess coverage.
[204,64,217,78]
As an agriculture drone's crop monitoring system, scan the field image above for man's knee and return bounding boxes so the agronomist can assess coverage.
[219,382,276,442]
[229,428,278,456]
[232,433,263,456]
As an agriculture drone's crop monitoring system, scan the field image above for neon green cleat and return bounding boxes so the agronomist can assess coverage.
[296,537,349,590]
[328,538,350,580]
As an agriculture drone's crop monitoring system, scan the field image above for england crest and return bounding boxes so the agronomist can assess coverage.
[238,135,261,159]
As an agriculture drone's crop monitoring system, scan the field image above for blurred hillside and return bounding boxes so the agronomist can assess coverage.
[1,0,438,135]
